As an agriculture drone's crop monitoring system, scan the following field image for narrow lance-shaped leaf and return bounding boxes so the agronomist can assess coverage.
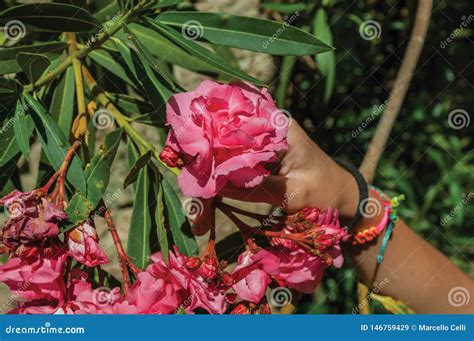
[85,128,123,208]
[16,52,50,84]
[123,23,175,90]
[113,37,171,117]
[24,93,87,194]
[13,99,34,159]
[146,19,265,86]
[0,3,101,32]
[0,115,20,167]
[124,149,153,189]
[156,11,334,56]
[313,9,335,103]
[0,42,67,75]
[50,66,76,137]
[162,177,198,256]
[89,49,137,87]
[153,167,169,263]
[127,140,153,269]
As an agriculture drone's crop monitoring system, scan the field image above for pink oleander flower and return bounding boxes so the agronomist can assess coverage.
[0,241,67,305]
[270,247,325,294]
[67,222,109,267]
[0,190,67,252]
[231,249,280,303]
[160,80,288,198]
[268,207,349,293]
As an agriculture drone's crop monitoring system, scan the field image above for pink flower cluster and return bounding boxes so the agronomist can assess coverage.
[159,80,288,199]
[0,189,109,313]
[0,188,347,314]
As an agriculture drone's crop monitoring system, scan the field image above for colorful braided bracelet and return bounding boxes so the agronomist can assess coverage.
[351,186,404,264]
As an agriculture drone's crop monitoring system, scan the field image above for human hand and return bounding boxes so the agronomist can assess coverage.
[191,121,359,235]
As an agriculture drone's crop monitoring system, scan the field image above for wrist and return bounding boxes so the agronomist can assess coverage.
[306,160,359,221]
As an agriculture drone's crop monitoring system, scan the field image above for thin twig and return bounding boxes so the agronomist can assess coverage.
[359,0,433,183]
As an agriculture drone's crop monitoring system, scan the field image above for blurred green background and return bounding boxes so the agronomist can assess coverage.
[267,0,473,313]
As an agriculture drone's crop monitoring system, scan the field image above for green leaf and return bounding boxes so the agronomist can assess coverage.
[313,9,335,103]
[0,155,20,194]
[85,128,123,208]
[154,171,169,263]
[162,177,197,256]
[12,99,34,159]
[123,24,225,76]
[275,55,296,107]
[0,115,20,167]
[16,52,51,83]
[113,37,171,116]
[64,192,94,230]
[128,164,153,269]
[122,23,175,89]
[123,149,153,189]
[0,78,22,107]
[93,0,120,22]
[0,3,100,32]
[0,42,67,75]
[260,3,308,13]
[50,66,75,137]
[106,92,164,127]
[24,93,86,193]
[89,49,136,87]
[156,11,333,56]
[146,19,265,86]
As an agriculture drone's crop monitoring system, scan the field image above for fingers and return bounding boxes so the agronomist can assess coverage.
[190,198,214,236]
[220,175,288,206]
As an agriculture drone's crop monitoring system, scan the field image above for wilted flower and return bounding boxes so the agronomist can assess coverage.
[0,190,67,252]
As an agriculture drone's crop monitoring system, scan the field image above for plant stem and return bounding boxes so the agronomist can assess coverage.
[22,1,146,93]
[67,33,89,141]
[103,207,139,293]
[46,140,82,207]
[81,65,179,175]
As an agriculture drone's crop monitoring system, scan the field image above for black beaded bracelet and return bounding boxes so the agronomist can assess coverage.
[333,158,368,231]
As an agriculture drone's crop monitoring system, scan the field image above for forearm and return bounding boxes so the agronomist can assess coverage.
[322,163,474,313]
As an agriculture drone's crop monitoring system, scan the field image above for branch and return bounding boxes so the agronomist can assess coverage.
[359,0,433,183]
